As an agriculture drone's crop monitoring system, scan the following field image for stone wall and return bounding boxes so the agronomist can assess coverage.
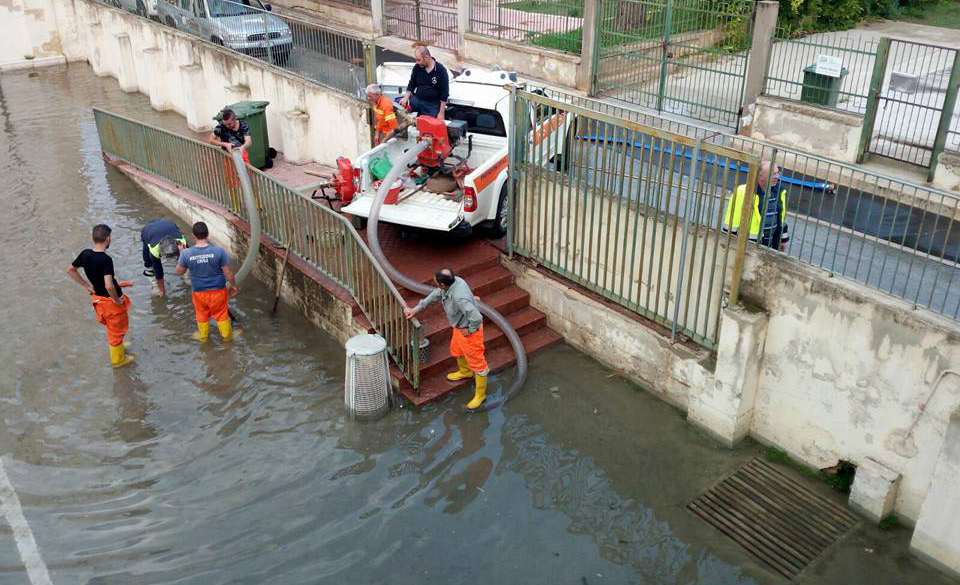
[43,0,371,164]
[749,95,864,163]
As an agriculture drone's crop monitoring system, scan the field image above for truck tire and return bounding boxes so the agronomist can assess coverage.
[486,183,509,239]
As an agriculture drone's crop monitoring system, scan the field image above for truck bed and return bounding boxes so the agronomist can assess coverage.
[342,189,464,232]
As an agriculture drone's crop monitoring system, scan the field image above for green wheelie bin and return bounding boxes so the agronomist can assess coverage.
[215,100,271,169]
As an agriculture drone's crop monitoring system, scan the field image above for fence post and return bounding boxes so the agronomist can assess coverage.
[740,1,778,116]
[371,0,385,35]
[928,50,960,182]
[577,0,600,93]
[457,0,472,51]
[414,0,423,40]
[728,161,758,306]
[856,37,891,164]
[656,0,674,113]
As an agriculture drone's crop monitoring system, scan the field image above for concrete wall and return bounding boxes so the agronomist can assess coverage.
[933,151,960,193]
[115,159,361,343]
[270,0,374,35]
[462,33,583,91]
[749,96,863,164]
[42,0,371,164]
[0,0,65,69]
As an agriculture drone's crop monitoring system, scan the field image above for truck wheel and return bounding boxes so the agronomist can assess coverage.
[486,184,509,239]
[350,215,367,231]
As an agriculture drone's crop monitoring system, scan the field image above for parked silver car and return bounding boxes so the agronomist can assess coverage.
[158,0,293,64]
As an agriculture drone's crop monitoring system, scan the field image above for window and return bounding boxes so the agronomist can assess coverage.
[207,0,265,17]
[445,105,506,138]
[193,0,207,17]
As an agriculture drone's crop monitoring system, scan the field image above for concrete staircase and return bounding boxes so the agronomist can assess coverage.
[367,236,562,406]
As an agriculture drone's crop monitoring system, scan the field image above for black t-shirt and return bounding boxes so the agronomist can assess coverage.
[406,62,450,104]
[213,120,250,148]
[72,249,123,298]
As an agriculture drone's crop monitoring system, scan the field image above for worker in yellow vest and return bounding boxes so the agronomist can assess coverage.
[722,161,789,251]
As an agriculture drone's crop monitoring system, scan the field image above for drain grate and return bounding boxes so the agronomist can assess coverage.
[688,458,859,580]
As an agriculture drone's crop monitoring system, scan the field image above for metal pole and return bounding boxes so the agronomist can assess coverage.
[928,49,960,182]
[262,13,275,65]
[856,37,891,164]
[671,138,701,341]
[414,0,423,40]
[656,0,674,113]
[728,160,758,306]
[507,84,518,257]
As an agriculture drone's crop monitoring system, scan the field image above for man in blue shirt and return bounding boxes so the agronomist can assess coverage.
[140,218,187,297]
[176,222,239,342]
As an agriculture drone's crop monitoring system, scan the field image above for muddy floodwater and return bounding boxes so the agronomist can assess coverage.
[1,64,957,585]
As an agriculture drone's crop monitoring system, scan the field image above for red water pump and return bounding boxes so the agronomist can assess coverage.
[330,156,358,204]
[416,116,452,168]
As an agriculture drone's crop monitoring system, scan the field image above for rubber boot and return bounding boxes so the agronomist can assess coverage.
[192,321,210,342]
[109,344,135,368]
[216,319,233,342]
[446,356,474,382]
[466,375,487,410]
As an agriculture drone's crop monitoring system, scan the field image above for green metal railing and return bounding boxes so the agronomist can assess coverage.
[384,0,460,50]
[509,88,758,348]
[469,0,585,55]
[93,108,422,388]
[591,0,753,130]
[763,29,879,115]
[549,91,960,320]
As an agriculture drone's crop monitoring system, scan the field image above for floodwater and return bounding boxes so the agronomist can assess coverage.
[2,63,958,585]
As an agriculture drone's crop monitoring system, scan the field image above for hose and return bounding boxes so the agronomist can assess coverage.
[365,142,528,412]
[232,148,261,286]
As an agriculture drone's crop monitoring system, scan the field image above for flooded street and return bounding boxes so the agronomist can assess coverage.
[1,64,956,585]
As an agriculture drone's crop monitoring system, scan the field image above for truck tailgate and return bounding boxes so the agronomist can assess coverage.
[342,191,463,232]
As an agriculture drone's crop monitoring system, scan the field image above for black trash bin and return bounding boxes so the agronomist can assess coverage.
[214,100,271,169]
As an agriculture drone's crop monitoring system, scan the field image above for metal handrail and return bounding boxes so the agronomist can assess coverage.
[92,108,422,388]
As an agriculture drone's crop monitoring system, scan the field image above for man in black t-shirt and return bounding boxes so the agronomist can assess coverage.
[209,108,252,165]
[400,47,449,119]
[66,224,135,368]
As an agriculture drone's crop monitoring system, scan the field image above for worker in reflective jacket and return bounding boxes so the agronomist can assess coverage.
[366,84,398,146]
[722,161,789,251]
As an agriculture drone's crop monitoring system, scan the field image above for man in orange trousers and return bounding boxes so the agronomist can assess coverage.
[404,268,488,410]
[67,224,135,368]
[176,221,238,342]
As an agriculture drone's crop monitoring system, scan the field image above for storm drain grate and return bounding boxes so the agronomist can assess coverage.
[688,458,859,580]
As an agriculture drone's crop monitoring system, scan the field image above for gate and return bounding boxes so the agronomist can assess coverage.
[860,38,960,177]
[591,0,753,130]
[384,0,459,50]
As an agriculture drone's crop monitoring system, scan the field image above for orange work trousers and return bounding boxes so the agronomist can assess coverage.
[224,149,251,211]
[92,295,131,347]
[192,289,230,323]
[450,325,488,374]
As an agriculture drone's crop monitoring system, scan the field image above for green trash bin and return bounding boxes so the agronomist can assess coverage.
[800,66,848,108]
[214,100,271,169]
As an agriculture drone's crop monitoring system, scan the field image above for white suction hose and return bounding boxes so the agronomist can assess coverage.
[366,142,528,411]
[232,149,261,286]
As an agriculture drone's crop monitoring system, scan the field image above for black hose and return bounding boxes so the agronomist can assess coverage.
[366,142,528,412]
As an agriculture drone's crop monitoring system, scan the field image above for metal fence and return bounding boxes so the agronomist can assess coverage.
[763,29,879,115]
[547,90,960,320]
[509,88,759,348]
[469,0,584,55]
[591,0,754,130]
[384,0,460,49]
[93,108,423,388]
[102,0,371,97]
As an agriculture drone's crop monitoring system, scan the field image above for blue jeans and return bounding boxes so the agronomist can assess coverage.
[410,94,441,117]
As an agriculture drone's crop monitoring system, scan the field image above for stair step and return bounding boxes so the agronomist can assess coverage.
[419,307,548,378]
[398,327,564,407]
[418,286,531,339]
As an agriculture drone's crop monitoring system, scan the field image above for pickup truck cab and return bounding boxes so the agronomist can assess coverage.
[341,65,572,238]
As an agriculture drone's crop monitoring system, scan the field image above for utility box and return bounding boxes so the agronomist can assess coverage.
[215,100,271,169]
[800,65,848,107]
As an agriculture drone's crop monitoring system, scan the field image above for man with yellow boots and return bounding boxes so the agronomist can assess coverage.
[67,224,136,368]
[404,269,489,410]
[176,221,239,342]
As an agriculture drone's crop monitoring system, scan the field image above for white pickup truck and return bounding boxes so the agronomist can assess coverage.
[340,65,573,238]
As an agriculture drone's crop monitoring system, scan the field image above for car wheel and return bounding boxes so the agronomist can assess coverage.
[350,215,367,231]
[164,16,176,27]
[486,183,509,239]
[135,0,146,16]
[211,36,224,45]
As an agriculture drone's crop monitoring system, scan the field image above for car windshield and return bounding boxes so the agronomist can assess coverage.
[208,0,265,17]
[445,105,506,138]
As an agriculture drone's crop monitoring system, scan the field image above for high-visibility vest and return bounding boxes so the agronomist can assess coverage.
[147,236,187,259]
[722,184,788,240]
[373,95,397,134]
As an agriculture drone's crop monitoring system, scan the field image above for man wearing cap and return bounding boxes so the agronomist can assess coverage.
[140,218,187,298]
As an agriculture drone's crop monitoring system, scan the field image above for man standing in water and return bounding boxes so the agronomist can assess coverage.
[140,218,187,298]
[176,222,238,342]
[404,269,488,410]
[66,224,135,368]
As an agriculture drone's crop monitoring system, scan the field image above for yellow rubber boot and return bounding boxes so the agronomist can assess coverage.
[446,356,474,382]
[192,321,210,342]
[466,375,487,410]
[216,319,233,342]
[109,344,135,368]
